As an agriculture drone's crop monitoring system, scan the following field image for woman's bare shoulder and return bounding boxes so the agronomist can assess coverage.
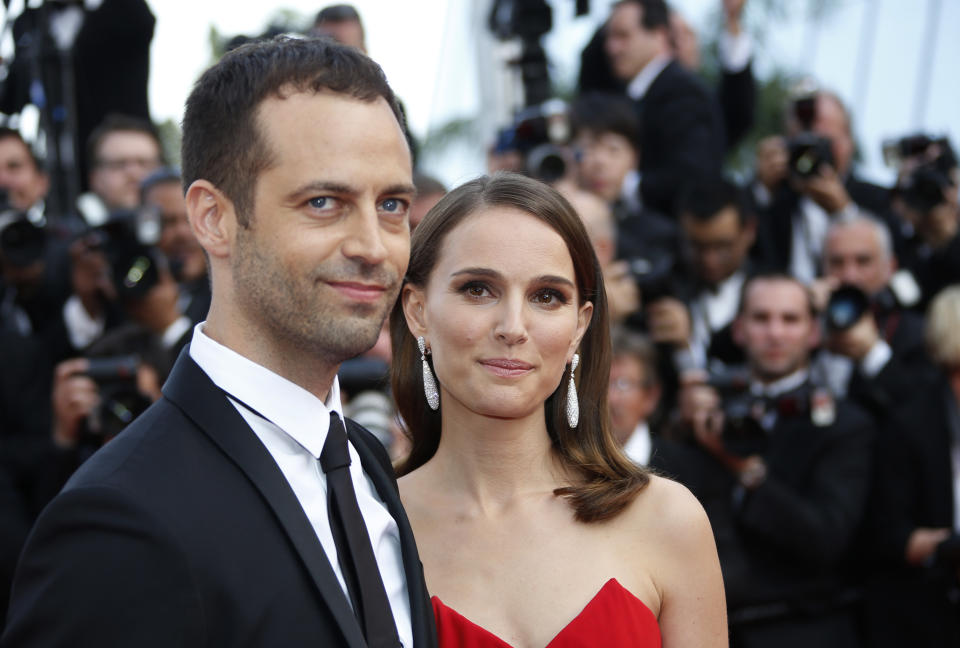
[619,473,715,552]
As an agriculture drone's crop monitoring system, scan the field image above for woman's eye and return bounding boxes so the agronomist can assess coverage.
[459,282,491,299]
[533,289,567,306]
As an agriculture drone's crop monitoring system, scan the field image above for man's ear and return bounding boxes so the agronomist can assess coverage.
[185,180,236,259]
[401,284,428,339]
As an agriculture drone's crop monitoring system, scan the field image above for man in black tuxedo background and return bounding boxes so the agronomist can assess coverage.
[2,37,435,648]
[604,0,725,216]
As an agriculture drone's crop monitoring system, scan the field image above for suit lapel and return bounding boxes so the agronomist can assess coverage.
[348,422,437,648]
[162,348,367,648]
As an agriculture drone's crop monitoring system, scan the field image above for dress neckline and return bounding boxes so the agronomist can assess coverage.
[431,577,658,648]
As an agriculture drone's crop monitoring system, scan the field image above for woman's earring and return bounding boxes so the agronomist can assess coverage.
[566,353,580,428]
[418,336,440,411]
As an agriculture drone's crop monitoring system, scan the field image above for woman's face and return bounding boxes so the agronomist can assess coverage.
[404,206,593,421]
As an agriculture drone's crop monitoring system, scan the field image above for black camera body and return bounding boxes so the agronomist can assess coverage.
[825,284,871,332]
[80,354,151,440]
[787,133,835,179]
[900,163,953,213]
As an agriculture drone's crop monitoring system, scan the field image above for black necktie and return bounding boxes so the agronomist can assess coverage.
[320,412,401,648]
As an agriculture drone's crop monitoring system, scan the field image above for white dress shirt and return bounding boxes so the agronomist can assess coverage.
[626,54,672,101]
[689,271,746,368]
[622,423,652,466]
[189,323,413,647]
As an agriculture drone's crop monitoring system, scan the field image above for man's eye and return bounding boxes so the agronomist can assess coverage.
[380,198,408,214]
[308,197,335,210]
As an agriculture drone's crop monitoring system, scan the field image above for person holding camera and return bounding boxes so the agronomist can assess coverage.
[857,286,960,647]
[654,273,873,648]
[752,90,901,284]
[891,138,960,309]
[812,214,932,413]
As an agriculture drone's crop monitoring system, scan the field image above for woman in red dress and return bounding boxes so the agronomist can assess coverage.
[391,173,727,647]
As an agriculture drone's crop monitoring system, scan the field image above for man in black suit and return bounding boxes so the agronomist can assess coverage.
[604,0,725,215]
[2,37,435,647]
[858,286,960,647]
[654,274,873,647]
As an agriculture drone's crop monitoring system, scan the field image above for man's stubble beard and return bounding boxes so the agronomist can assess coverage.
[232,231,401,366]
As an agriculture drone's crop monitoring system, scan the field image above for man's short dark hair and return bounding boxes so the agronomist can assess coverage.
[181,36,404,226]
[569,93,639,148]
[86,114,162,169]
[0,126,44,171]
[738,272,816,318]
[315,4,362,26]
[676,177,752,226]
[615,0,670,30]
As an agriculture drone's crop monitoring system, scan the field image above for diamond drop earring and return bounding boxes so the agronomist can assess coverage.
[418,336,440,411]
[566,353,580,428]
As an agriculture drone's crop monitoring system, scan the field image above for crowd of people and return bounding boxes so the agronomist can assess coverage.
[0,0,958,646]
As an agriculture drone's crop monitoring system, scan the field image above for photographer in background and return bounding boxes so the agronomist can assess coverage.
[654,274,873,647]
[859,285,960,648]
[812,214,931,414]
[669,178,758,370]
[42,235,191,505]
[889,136,960,308]
[754,89,901,283]
[141,168,210,324]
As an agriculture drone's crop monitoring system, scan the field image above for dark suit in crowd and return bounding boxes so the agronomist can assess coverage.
[1,350,437,647]
[859,373,960,647]
[653,382,874,648]
[634,60,725,215]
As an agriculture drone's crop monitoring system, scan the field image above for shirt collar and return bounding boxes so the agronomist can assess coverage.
[626,55,672,100]
[188,322,344,458]
[750,367,809,399]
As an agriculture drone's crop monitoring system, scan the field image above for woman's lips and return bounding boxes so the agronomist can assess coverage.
[479,358,534,377]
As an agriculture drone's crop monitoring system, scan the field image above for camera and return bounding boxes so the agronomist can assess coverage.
[80,354,151,440]
[81,215,162,303]
[787,133,834,179]
[900,164,952,213]
[824,284,870,332]
[627,254,675,304]
[494,99,571,184]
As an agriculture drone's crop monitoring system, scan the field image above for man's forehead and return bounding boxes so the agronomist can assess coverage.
[746,280,808,310]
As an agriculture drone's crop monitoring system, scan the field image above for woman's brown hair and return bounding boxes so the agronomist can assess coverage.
[390,172,649,522]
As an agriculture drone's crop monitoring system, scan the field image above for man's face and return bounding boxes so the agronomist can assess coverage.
[605,3,663,82]
[231,91,414,365]
[608,354,660,444]
[823,222,893,296]
[89,130,161,210]
[0,136,48,210]
[813,94,853,177]
[145,181,207,282]
[681,206,754,286]
[575,129,638,204]
[735,279,819,383]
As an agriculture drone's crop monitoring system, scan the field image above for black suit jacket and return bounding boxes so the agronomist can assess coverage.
[635,60,726,215]
[1,349,437,647]
[652,389,874,623]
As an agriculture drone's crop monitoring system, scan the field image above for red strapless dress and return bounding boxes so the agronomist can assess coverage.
[431,578,661,647]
